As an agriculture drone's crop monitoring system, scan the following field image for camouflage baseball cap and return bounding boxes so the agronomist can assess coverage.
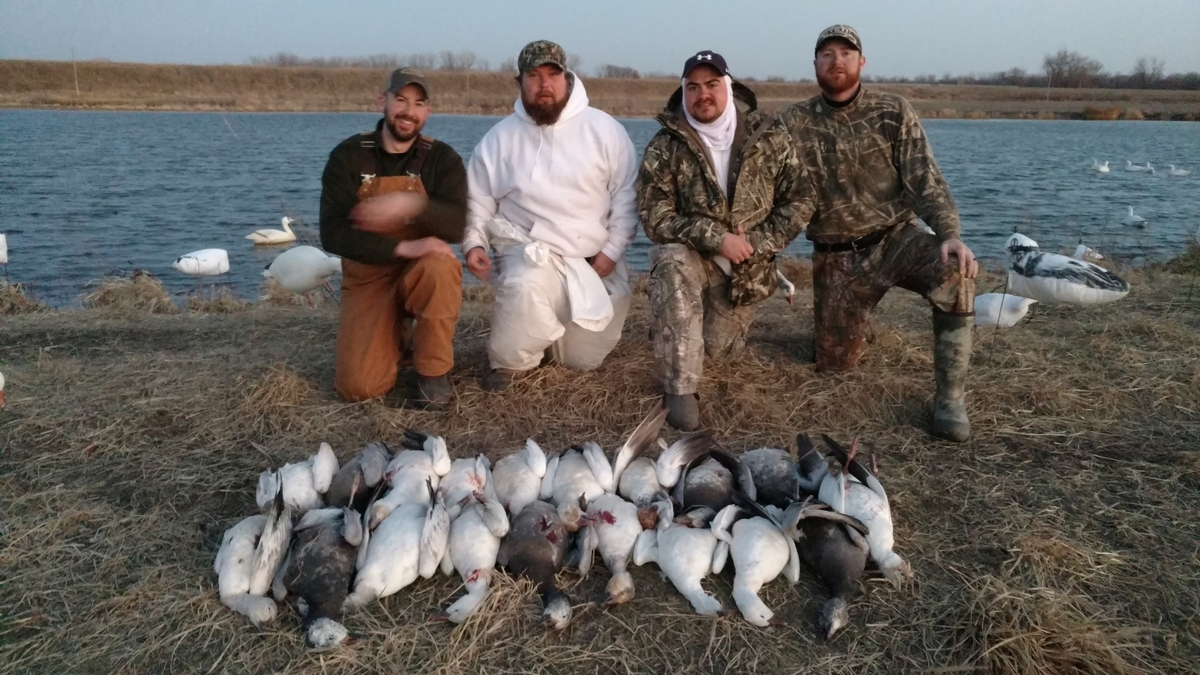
[383,67,430,97]
[517,40,568,74]
[815,24,862,54]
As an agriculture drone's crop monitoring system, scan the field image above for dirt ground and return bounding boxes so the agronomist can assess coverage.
[1,262,1198,674]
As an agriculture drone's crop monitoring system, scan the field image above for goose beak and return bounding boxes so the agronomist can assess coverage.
[0,391,5,408]
[429,611,450,623]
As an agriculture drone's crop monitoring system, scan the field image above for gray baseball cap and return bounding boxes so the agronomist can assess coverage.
[383,67,430,97]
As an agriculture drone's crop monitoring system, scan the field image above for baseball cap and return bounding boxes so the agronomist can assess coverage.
[383,67,430,97]
[518,40,568,74]
[815,24,862,54]
[681,50,729,79]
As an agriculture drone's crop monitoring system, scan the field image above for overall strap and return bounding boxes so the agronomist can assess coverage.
[358,132,378,179]
[406,135,435,177]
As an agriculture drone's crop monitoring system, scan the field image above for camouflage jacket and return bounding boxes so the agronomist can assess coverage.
[637,82,814,306]
[779,88,960,244]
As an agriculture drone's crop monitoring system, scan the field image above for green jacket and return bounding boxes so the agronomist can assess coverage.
[637,82,814,305]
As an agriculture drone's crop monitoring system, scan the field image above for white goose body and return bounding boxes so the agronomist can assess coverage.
[711,506,799,627]
[345,488,449,610]
[439,503,503,622]
[633,503,724,615]
[246,216,298,245]
[1006,233,1130,305]
[256,442,339,513]
[369,433,451,528]
[1125,160,1148,172]
[546,444,608,521]
[973,293,1037,327]
[491,439,548,516]
[0,233,7,265]
[618,457,668,508]
[213,514,278,626]
[1093,159,1110,173]
[586,492,643,606]
[1167,165,1191,177]
[1122,206,1147,228]
[172,248,229,276]
[263,245,342,294]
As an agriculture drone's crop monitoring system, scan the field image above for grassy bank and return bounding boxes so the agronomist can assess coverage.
[3,59,1200,119]
[1,257,1198,673]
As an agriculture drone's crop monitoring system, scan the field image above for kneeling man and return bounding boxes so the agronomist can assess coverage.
[638,51,813,430]
[320,68,467,406]
[462,40,639,391]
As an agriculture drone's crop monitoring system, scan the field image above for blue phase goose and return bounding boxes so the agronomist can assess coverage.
[497,499,590,629]
[781,497,871,639]
[275,507,364,650]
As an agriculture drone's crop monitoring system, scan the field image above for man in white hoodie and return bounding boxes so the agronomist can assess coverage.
[463,40,640,391]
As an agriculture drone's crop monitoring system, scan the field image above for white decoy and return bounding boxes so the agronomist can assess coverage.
[1005,233,1130,305]
[1092,159,1110,174]
[632,501,726,616]
[492,439,549,516]
[1072,244,1104,261]
[213,514,278,626]
[263,245,341,295]
[1125,160,1148,172]
[256,442,340,513]
[0,233,8,265]
[1145,162,1155,174]
[172,248,229,276]
[797,434,912,586]
[973,293,1037,328]
[1167,165,1192,177]
[246,216,298,245]
[710,503,800,627]
[1122,206,1147,228]
[368,430,451,528]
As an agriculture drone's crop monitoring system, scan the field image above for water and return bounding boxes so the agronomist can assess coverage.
[1,110,1197,306]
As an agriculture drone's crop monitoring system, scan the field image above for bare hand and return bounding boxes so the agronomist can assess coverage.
[589,252,616,278]
[940,239,979,279]
[352,192,428,235]
[720,225,754,264]
[465,246,492,281]
[394,237,455,259]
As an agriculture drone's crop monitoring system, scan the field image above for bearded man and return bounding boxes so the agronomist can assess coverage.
[462,40,639,391]
[320,68,467,406]
[781,25,979,441]
[638,51,813,430]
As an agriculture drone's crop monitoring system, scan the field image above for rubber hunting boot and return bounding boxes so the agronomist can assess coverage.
[665,393,700,432]
[931,311,973,442]
[482,368,517,392]
[417,374,453,408]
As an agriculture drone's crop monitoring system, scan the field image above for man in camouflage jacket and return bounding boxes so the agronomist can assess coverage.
[638,51,814,430]
[781,25,979,442]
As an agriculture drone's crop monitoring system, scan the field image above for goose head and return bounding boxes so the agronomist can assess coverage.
[603,572,635,607]
[674,505,716,528]
[281,216,294,229]
[542,593,573,629]
[1005,232,1039,255]
[557,495,592,532]
[819,598,851,640]
[305,617,352,651]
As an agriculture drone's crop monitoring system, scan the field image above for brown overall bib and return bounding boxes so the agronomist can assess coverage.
[333,139,463,402]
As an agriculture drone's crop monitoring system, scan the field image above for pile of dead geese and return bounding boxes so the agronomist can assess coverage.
[214,403,911,650]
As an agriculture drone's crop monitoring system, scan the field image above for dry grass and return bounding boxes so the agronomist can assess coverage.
[1,264,1198,674]
[81,271,179,314]
[4,60,1200,119]
[257,277,333,308]
[0,281,44,314]
[186,285,250,314]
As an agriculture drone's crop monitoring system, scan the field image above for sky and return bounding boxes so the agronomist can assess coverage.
[3,0,1199,79]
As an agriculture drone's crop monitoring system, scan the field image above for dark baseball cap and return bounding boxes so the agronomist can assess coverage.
[815,24,862,54]
[383,67,430,97]
[681,50,729,79]
[518,40,568,74]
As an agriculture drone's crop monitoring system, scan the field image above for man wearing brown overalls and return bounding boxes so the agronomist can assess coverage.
[319,68,467,406]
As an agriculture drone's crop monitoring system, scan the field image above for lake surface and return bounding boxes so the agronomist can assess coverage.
[1,109,1197,306]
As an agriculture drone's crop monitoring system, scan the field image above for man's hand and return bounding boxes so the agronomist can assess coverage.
[940,239,979,279]
[352,192,428,236]
[589,252,616,278]
[720,225,754,264]
[394,237,455,260]
[465,246,492,281]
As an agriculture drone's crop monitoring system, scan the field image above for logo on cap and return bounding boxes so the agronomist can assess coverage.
[696,53,713,61]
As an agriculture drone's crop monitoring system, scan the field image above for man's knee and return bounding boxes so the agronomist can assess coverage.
[334,368,395,402]
[406,255,463,316]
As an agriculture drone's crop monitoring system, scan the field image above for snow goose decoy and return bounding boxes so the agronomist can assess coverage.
[256,442,340,514]
[973,293,1037,328]
[213,514,278,627]
[172,248,230,277]
[710,499,800,627]
[632,500,726,616]
[1092,159,1110,174]
[368,430,451,528]
[246,216,298,245]
[1005,232,1130,305]
[1124,160,1148,172]
[433,456,509,623]
[0,233,7,266]
[325,441,391,512]
[263,245,342,297]
[492,439,549,517]
[1121,206,1147,228]
[797,434,912,586]
[276,507,363,650]
[497,499,589,629]
[1072,244,1103,262]
[781,497,871,639]
[1167,165,1191,177]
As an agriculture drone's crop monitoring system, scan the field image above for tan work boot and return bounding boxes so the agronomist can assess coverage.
[665,393,700,432]
[931,311,973,442]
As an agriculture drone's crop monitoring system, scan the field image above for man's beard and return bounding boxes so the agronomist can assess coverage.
[522,92,568,126]
[817,68,861,99]
[385,113,423,143]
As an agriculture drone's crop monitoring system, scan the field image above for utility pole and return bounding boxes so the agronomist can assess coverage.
[71,49,80,96]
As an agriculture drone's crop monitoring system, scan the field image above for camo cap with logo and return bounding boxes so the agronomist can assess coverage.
[815,24,863,54]
[517,40,568,75]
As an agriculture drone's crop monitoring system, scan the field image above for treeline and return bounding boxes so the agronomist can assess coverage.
[865,50,1200,91]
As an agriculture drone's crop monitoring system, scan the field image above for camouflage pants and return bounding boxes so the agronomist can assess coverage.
[649,244,756,395]
[812,222,975,371]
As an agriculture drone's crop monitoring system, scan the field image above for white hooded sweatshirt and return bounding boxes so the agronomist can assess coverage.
[462,75,639,263]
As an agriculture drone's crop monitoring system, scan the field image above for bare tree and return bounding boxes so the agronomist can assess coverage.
[596,64,640,79]
[498,57,517,73]
[405,52,437,70]
[438,50,477,71]
[1131,56,1166,88]
[1043,49,1104,88]
[566,52,584,72]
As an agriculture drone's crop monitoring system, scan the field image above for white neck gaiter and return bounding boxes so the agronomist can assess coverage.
[682,75,737,194]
